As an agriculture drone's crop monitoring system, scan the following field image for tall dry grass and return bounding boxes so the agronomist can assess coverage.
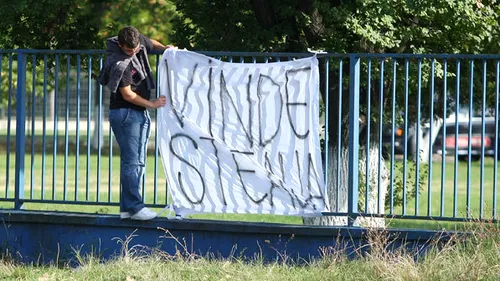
[1,223,500,280]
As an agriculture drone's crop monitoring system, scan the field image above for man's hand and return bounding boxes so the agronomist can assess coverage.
[151,95,167,109]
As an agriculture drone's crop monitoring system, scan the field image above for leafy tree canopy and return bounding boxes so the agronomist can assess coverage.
[0,0,176,49]
[171,0,500,54]
[99,0,176,46]
[0,0,101,49]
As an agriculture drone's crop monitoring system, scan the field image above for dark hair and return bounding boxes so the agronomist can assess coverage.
[118,26,140,48]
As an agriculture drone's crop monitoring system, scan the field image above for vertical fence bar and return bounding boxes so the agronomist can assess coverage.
[467,60,474,218]
[0,55,2,193]
[64,55,70,201]
[428,59,435,216]
[348,55,360,225]
[30,55,36,199]
[480,60,486,219]
[97,55,103,202]
[75,54,81,201]
[15,50,27,209]
[494,60,499,220]
[0,54,3,195]
[390,59,396,214]
[141,130,146,203]
[336,59,343,211]
[377,59,384,214]
[365,59,371,213]
[154,54,160,204]
[453,60,460,218]
[403,59,409,215]
[42,55,48,200]
[440,60,447,217]
[6,55,13,198]
[415,59,422,216]
[108,61,114,203]
[86,55,92,201]
[52,55,59,200]
[323,57,330,199]
[108,109,114,203]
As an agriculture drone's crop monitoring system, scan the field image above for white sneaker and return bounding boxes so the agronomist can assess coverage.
[131,207,157,220]
[120,212,131,219]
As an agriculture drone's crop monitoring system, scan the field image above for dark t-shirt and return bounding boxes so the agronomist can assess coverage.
[109,34,154,111]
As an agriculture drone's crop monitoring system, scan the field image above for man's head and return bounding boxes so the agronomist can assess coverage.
[118,26,140,56]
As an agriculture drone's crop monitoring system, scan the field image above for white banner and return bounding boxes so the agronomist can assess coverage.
[158,49,327,216]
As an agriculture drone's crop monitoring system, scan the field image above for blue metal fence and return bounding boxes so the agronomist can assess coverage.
[1,49,500,224]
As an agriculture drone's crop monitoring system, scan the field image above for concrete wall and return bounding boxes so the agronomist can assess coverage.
[0,210,455,265]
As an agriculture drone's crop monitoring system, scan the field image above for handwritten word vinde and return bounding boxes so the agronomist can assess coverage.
[159,50,325,216]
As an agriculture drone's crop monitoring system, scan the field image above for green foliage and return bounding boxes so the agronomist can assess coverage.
[99,0,176,45]
[0,0,102,49]
[343,0,499,54]
[171,0,272,51]
[389,160,428,209]
[0,0,176,50]
[171,0,500,54]
[357,160,428,212]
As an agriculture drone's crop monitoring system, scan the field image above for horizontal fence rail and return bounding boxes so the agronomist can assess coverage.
[1,49,500,224]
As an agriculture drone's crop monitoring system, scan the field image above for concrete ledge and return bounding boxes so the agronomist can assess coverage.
[0,210,458,264]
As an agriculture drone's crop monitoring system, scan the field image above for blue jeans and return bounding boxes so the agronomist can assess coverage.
[109,108,151,214]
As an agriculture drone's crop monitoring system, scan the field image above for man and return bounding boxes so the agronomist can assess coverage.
[98,26,168,220]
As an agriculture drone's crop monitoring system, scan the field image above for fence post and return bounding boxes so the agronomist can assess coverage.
[14,50,26,209]
[348,55,360,226]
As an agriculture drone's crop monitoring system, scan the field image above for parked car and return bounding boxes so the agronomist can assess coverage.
[382,124,413,155]
[382,121,430,160]
[433,108,498,161]
[382,106,498,162]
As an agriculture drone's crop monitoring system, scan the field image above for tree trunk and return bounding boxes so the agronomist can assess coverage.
[90,80,104,150]
[357,144,388,227]
[303,143,388,228]
[90,104,102,150]
[416,118,443,164]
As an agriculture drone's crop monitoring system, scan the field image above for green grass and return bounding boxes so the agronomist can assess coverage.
[1,151,500,229]
[387,157,500,229]
[2,223,500,280]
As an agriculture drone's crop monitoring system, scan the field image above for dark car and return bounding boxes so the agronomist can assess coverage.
[433,112,498,161]
[382,107,499,162]
[382,122,429,160]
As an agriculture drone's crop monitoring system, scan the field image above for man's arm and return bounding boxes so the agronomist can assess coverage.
[119,85,166,109]
[150,38,175,51]
[151,39,166,51]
